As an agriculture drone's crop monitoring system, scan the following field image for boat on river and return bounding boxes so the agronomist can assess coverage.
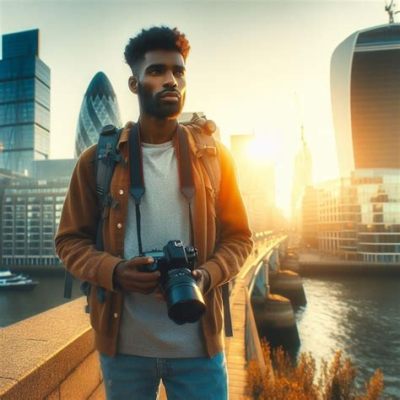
[0,269,39,291]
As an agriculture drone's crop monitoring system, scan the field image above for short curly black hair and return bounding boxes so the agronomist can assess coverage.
[124,26,190,73]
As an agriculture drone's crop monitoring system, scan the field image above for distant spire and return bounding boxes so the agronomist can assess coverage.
[385,0,400,24]
[301,123,305,146]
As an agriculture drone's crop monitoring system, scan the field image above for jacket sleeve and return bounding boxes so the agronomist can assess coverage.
[199,142,253,292]
[54,145,122,291]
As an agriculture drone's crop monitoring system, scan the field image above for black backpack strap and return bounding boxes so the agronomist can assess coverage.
[95,125,123,249]
[63,270,74,299]
[222,283,233,337]
[63,124,122,303]
[92,125,123,304]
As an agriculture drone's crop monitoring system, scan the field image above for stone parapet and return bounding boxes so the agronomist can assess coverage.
[0,297,105,400]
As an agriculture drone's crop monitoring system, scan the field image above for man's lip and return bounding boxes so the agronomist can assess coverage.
[160,92,180,99]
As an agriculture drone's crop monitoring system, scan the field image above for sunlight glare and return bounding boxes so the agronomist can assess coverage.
[246,135,281,165]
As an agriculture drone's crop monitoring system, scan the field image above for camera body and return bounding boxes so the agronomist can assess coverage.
[140,240,206,324]
[139,240,197,275]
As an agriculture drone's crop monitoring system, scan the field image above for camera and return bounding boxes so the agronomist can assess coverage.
[139,240,206,324]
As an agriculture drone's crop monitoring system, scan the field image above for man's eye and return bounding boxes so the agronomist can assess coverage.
[174,70,185,77]
[149,68,162,75]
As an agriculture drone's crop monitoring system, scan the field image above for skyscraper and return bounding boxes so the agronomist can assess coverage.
[291,125,312,228]
[0,29,50,175]
[331,23,400,176]
[74,72,121,157]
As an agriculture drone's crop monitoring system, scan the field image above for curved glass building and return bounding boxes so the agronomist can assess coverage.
[331,23,400,176]
[75,72,121,157]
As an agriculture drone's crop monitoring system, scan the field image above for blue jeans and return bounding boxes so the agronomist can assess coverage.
[99,352,228,400]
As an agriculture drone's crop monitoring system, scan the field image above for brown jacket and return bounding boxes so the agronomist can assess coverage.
[55,122,253,357]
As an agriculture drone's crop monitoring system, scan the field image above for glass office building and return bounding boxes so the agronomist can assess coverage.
[331,24,400,176]
[0,159,76,268]
[1,179,69,266]
[75,72,121,157]
[302,169,400,263]
[0,29,50,175]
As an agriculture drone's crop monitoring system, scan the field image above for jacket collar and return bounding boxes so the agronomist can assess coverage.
[117,121,198,156]
[117,121,133,150]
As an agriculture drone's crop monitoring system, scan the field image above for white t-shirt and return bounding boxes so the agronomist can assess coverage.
[117,140,206,357]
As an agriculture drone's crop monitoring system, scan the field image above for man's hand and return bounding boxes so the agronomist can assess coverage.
[113,257,160,294]
[192,269,211,294]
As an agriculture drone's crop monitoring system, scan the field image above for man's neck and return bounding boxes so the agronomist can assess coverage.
[139,115,178,144]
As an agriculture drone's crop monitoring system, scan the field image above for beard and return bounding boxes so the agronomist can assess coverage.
[137,83,185,119]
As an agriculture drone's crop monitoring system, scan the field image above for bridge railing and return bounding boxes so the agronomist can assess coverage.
[224,234,287,399]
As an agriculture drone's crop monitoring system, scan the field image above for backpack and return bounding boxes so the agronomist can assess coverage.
[63,113,233,336]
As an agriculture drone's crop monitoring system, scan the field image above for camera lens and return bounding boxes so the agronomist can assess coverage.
[163,269,206,324]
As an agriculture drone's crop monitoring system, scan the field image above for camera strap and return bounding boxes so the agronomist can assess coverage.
[128,123,146,255]
[129,122,195,255]
[177,124,195,245]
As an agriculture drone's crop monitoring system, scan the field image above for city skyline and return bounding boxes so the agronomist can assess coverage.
[0,0,393,215]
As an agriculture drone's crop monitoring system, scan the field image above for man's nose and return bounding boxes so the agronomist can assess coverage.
[163,70,177,88]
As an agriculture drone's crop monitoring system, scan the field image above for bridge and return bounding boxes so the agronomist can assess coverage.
[0,233,287,400]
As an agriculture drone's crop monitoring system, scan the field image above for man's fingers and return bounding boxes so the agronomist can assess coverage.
[121,257,160,282]
[124,256,154,268]
[192,270,201,280]
[116,257,162,293]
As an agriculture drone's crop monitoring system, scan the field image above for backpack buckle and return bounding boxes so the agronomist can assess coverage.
[101,124,116,136]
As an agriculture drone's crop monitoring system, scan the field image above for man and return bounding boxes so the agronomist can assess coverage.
[55,26,252,400]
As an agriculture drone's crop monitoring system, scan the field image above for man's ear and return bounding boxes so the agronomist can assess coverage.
[128,76,138,94]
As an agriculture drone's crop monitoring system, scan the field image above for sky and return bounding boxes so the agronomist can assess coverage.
[0,0,393,215]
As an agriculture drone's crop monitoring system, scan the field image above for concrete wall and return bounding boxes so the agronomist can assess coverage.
[0,297,105,400]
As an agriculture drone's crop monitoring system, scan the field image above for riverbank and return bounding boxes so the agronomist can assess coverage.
[297,251,400,277]
[5,265,65,276]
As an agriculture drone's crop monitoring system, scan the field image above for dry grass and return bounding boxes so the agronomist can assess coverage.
[246,341,384,400]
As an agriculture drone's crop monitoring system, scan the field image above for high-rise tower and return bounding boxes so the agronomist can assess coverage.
[331,23,400,176]
[0,29,50,174]
[291,125,312,227]
[75,72,121,157]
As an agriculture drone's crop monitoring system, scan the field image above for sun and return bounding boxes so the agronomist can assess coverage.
[246,135,281,164]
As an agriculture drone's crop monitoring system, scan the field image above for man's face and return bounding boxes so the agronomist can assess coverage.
[133,50,186,119]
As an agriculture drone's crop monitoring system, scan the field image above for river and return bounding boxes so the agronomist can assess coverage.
[296,276,400,399]
[1,271,399,398]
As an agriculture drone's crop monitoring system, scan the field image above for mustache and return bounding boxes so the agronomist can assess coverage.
[158,89,181,98]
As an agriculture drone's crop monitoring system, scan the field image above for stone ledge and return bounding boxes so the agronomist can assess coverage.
[0,297,95,400]
[60,351,101,399]
[87,383,105,400]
